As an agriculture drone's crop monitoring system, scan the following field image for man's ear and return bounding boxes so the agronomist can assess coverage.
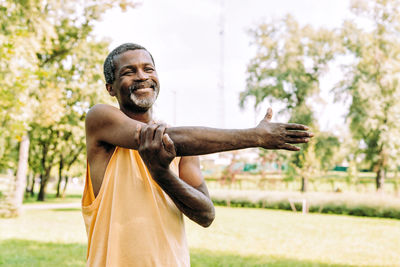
[106,83,116,96]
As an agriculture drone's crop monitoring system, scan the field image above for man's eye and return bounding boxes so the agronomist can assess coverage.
[145,68,154,72]
[123,71,133,75]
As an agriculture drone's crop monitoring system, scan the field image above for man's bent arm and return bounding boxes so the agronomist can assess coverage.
[152,170,214,227]
[86,104,313,155]
[138,125,215,227]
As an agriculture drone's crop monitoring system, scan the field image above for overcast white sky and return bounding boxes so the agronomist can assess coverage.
[94,0,352,131]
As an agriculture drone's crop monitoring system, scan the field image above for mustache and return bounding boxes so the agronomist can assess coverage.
[128,82,157,93]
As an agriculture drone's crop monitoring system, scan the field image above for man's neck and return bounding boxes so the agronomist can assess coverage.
[120,106,153,124]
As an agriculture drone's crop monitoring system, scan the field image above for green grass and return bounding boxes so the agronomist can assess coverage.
[190,249,354,267]
[1,205,400,266]
[23,193,82,205]
[186,207,400,266]
[0,239,86,267]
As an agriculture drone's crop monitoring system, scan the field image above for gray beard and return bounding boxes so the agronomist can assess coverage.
[129,90,158,110]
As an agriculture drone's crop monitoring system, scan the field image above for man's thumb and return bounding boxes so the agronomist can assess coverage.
[264,107,273,121]
[162,133,175,153]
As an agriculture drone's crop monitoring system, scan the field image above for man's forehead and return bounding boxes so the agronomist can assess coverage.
[114,49,153,68]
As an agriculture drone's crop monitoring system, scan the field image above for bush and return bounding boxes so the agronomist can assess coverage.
[210,190,400,220]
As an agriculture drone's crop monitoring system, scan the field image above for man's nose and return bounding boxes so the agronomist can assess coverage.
[135,69,148,80]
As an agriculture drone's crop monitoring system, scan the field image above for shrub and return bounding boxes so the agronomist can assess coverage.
[210,190,400,220]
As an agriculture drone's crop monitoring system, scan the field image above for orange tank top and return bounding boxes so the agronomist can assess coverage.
[82,147,189,267]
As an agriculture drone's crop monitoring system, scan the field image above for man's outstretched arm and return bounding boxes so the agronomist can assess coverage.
[86,104,313,156]
[166,107,311,156]
[138,124,215,227]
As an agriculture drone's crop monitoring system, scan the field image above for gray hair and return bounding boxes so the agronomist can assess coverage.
[103,43,155,84]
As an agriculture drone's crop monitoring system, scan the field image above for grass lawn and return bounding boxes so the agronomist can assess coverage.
[1,205,399,266]
[23,193,82,205]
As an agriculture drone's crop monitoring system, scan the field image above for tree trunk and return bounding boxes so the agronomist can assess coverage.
[37,175,46,201]
[61,176,69,198]
[56,176,62,198]
[37,169,51,201]
[25,173,35,196]
[376,168,385,192]
[28,174,36,197]
[301,177,308,192]
[10,134,30,217]
[25,173,31,193]
[56,157,63,198]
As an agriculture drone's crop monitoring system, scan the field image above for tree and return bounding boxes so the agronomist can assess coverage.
[9,135,29,216]
[241,15,340,191]
[30,37,112,201]
[0,0,51,170]
[314,132,340,172]
[0,0,136,207]
[335,0,400,191]
[0,0,59,215]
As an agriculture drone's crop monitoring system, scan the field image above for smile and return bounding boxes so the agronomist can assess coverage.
[129,83,155,93]
[132,87,154,94]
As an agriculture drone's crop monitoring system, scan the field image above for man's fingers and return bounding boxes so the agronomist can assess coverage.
[264,107,273,121]
[285,123,309,131]
[154,124,167,142]
[286,137,310,144]
[145,123,158,141]
[136,124,142,143]
[281,143,300,151]
[140,124,149,145]
[286,131,314,138]
[162,133,175,154]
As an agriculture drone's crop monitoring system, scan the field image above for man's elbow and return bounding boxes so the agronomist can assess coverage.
[198,207,215,228]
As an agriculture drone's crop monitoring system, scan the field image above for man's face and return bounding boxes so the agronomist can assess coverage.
[111,49,160,112]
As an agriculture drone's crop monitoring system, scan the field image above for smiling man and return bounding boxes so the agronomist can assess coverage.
[82,43,313,267]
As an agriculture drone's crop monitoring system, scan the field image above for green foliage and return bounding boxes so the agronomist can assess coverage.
[0,0,135,200]
[290,139,321,184]
[241,15,343,189]
[243,1,400,192]
[314,132,340,171]
[0,1,47,169]
[241,15,340,119]
[335,0,400,189]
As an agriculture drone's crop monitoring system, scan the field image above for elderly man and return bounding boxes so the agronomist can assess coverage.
[82,43,313,266]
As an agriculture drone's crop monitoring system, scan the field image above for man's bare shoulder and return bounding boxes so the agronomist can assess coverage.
[86,104,120,122]
[85,104,121,133]
[85,103,142,151]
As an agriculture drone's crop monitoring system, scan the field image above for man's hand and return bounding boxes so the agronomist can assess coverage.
[137,123,215,227]
[256,108,313,151]
[138,123,176,176]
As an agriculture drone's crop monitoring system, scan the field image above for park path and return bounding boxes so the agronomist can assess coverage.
[23,202,81,210]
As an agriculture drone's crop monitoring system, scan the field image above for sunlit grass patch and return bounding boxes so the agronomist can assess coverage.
[190,249,355,267]
[186,206,400,266]
[0,239,86,267]
[0,209,86,243]
[1,204,399,266]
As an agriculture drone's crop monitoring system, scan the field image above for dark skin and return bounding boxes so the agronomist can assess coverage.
[85,49,313,227]
[138,124,214,227]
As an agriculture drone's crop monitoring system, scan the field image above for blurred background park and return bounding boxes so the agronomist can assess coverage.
[1,0,400,266]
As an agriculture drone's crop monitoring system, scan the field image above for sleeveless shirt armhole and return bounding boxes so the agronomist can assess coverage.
[82,163,95,207]
[82,147,119,210]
